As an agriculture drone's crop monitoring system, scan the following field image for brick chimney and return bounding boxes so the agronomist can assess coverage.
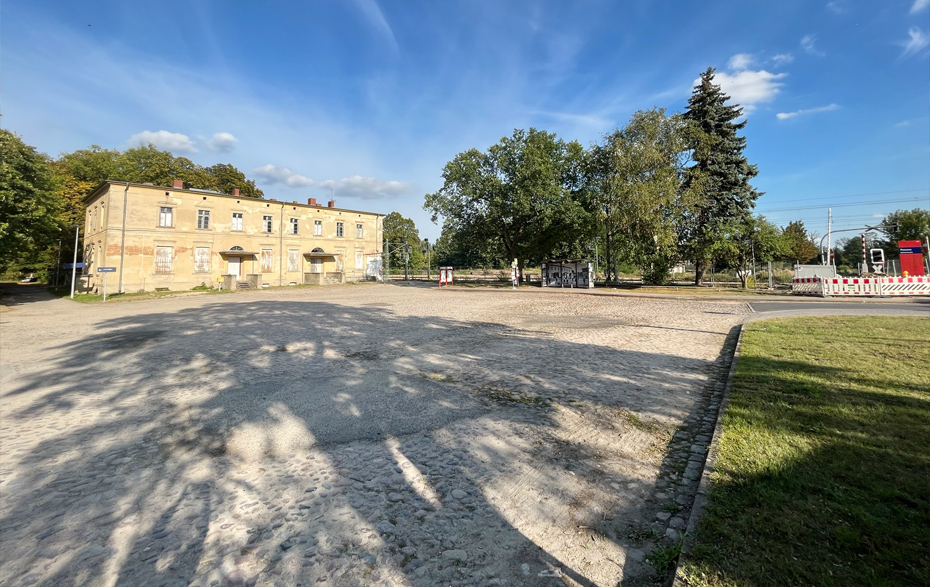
[172,179,183,188]
[233,188,240,196]
[270,198,277,202]
[328,200,335,208]
[308,198,317,206]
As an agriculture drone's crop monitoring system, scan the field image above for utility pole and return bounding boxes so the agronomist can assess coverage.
[70,225,80,299]
[424,238,431,280]
[825,208,832,266]
[404,243,409,281]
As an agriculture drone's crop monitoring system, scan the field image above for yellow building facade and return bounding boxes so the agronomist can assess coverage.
[81,181,383,293]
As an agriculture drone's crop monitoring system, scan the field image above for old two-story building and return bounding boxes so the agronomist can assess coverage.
[80,180,383,293]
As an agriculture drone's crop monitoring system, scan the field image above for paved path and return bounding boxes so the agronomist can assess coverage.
[0,284,924,587]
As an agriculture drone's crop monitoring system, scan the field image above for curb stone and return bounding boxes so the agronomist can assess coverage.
[671,323,746,587]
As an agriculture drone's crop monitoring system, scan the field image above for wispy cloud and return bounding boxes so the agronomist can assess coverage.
[727,53,754,71]
[771,53,794,67]
[801,34,825,56]
[899,27,929,58]
[253,164,315,187]
[351,0,398,53]
[127,130,197,153]
[776,103,839,120]
[911,0,929,15]
[826,1,849,15]
[206,132,238,153]
[318,176,413,200]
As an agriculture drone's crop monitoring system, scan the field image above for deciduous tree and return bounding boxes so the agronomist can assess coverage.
[424,128,587,280]
[0,130,63,275]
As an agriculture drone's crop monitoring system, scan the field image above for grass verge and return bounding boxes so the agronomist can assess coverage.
[679,316,930,587]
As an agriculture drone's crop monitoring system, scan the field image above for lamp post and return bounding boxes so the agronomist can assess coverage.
[69,224,80,299]
[423,238,430,280]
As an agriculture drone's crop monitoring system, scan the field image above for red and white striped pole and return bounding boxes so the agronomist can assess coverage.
[861,233,867,274]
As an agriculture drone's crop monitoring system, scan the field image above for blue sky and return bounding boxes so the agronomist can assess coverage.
[3,0,928,241]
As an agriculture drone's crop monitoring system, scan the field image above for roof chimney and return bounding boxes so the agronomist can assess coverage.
[233,188,240,196]
[172,179,183,188]
[308,198,317,206]
[328,200,335,208]
[270,198,277,202]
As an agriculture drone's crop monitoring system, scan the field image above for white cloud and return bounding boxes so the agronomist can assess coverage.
[318,176,413,200]
[826,1,849,15]
[711,70,787,113]
[776,103,839,120]
[894,120,911,127]
[801,34,825,56]
[253,164,315,187]
[206,132,238,153]
[900,27,930,58]
[727,53,754,71]
[911,0,929,15]
[772,53,794,67]
[127,130,197,153]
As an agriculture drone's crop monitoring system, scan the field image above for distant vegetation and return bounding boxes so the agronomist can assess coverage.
[0,135,263,280]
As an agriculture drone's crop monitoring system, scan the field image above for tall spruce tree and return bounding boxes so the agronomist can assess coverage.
[682,67,762,285]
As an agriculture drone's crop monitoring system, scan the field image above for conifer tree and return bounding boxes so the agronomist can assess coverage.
[682,67,762,285]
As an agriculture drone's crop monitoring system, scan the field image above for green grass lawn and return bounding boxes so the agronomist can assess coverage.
[679,316,930,587]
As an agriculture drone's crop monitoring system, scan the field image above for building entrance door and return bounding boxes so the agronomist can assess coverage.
[228,256,241,278]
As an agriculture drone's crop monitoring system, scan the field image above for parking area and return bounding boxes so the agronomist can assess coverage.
[0,284,749,586]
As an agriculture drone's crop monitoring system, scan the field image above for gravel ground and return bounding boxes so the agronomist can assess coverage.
[0,284,749,586]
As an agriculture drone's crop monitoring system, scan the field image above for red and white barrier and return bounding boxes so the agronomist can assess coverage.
[879,276,930,295]
[791,277,826,296]
[792,276,930,297]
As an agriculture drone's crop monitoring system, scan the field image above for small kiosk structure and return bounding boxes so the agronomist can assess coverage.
[541,260,594,289]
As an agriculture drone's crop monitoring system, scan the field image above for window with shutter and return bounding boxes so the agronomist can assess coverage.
[194,247,210,273]
[261,249,274,273]
[155,246,173,274]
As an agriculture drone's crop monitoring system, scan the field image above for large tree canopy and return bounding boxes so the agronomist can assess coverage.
[682,67,762,285]
[424,128,588,279]
[590,108,693,284]
[779,220,818,264]
[0,130,63,275]
[877,208,930,257]
[382,211,424,272]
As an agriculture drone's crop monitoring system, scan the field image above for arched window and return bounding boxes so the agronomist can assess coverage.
[230,245,244,251]
[311,247,324,253]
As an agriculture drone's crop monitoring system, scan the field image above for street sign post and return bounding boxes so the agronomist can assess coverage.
[63,262,85,269]
[97,267,117,301]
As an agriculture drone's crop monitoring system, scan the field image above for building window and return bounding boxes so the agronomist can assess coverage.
[159,207,173,227]
[194,247,211,273]
[336,222,344,238]
[263,215,273,233]
[356,223,363,238]
[92,208,98,230]
[232,212,243,231]
[197,210,210,230]
[261,249,274,273]
[290,218,299,235]
[355,251,364,270]
[314,220,322,236]
[288,249,299,272]
[155,246,173,274]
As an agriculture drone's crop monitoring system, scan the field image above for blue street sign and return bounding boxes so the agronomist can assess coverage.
[63,262,85,269]
[97,267,117,273]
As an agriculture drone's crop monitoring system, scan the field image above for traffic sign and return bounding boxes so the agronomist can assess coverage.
[97,267,117,273]
[64,262,85,269]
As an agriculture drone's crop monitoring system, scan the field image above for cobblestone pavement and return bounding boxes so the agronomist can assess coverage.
[0,284,749,586]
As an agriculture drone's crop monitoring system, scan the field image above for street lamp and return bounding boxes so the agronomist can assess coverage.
[69,224,80,299]
[423,238,431,280]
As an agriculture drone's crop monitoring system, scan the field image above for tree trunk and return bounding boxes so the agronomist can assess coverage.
[694,260,706,286]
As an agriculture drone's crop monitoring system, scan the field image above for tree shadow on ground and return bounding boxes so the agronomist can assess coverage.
[0,298,730,586]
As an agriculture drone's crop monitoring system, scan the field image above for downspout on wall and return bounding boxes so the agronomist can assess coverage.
[118,182,129,293]
[279,201,285,286]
